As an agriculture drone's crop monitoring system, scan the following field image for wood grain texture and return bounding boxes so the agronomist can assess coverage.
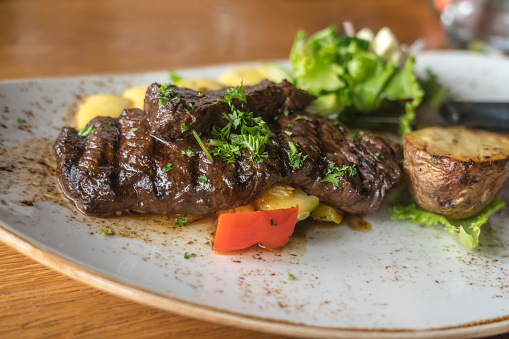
[0,0,507,338]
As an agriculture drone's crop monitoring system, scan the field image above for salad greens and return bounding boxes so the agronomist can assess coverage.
[390,196,505,250]
[285,25,424,136]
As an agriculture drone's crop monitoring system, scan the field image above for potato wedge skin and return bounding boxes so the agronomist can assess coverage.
[403,126,509,219]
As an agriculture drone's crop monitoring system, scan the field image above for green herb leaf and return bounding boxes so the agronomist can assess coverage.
[376,153,384,160]
[176,216,188,227]
[130,127,138,132]
[77,125,95,138]
[197,175,207,183]
[98,228,113,236]
[181,147,196,157]
[390,196,505,250]
[284,131,293,136]
[287,272,296,281]
[181,123,188,133]
[163,163,172,172]
[157,83,177,107]
[319,162,357,186]
[184,252,196,259]
[16,118,24,123]
[288,141,307,169]
[209,83,273,164]
[218,82,247,103]
[192,129,214,162]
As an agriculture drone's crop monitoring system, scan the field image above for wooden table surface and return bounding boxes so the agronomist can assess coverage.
[0,0,507,338]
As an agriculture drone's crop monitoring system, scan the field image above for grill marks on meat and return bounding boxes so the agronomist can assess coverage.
[55,80,402,216]
[144,79,315,139]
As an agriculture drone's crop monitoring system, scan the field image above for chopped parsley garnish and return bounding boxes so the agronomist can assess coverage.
[284,131,293,136]
[288,141,307,169]
[196,91,204,98]
[287,272,296,281]
[129,127,138,132]
[77,125,95,138]
[287,123,294,127]
[319,162,357,186]
[185,103,194,115]
[163,163,173,172]
[218,84,247,103]
[283,107,290,116]
[157,83,177,107]
[184,252,196,259]
[24,156,34,161]
[294,115,304,121]
[181,123,188,133]
[208,83,272,163]
[16,118,24,123]
[349,132,356,138]
[192,129,214,162]
[376,153,384,160]
[181,147,196,157]
[98,228,113,236]
[197,175,207,183]
[176,216,188,227]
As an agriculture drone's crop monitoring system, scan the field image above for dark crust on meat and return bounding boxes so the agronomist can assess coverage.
[144,79,315,139]
[55,81,402,216]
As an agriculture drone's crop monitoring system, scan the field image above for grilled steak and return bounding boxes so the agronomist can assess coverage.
[54,80,402,216]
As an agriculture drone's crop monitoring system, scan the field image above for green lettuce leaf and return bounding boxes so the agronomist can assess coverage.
[390,196,505,250]
[289,25,424,135]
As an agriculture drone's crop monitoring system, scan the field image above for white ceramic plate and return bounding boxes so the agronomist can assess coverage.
[1,51,509,339]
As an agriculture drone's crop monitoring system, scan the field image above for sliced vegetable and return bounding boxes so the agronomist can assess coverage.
[254,185,319,221]
[213,207,299,251]
[310,203,343,224]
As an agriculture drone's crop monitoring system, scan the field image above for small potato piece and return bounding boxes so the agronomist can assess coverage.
[218,67,267,87]
[176,78,223,92]
[122,86,148,110]
[403,126,509,219]
[75,94,132,129]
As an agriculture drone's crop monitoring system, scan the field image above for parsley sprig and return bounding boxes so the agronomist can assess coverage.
[181,147,196,157]
[319,162,357,186]
[157,83,177,107]
[208,83,272,163]
[176,216,188,227]
[288,142,307,169]
[78,125,95,138]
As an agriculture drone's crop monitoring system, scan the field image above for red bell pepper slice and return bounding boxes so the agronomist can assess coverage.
[213,207,299,252]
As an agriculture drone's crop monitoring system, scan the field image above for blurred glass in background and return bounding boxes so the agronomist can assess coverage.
[438,0,509,53]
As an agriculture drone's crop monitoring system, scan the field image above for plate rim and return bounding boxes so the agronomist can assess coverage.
[1,223,509,339]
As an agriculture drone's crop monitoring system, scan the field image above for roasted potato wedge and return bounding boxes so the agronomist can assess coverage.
[403,126,509,219]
